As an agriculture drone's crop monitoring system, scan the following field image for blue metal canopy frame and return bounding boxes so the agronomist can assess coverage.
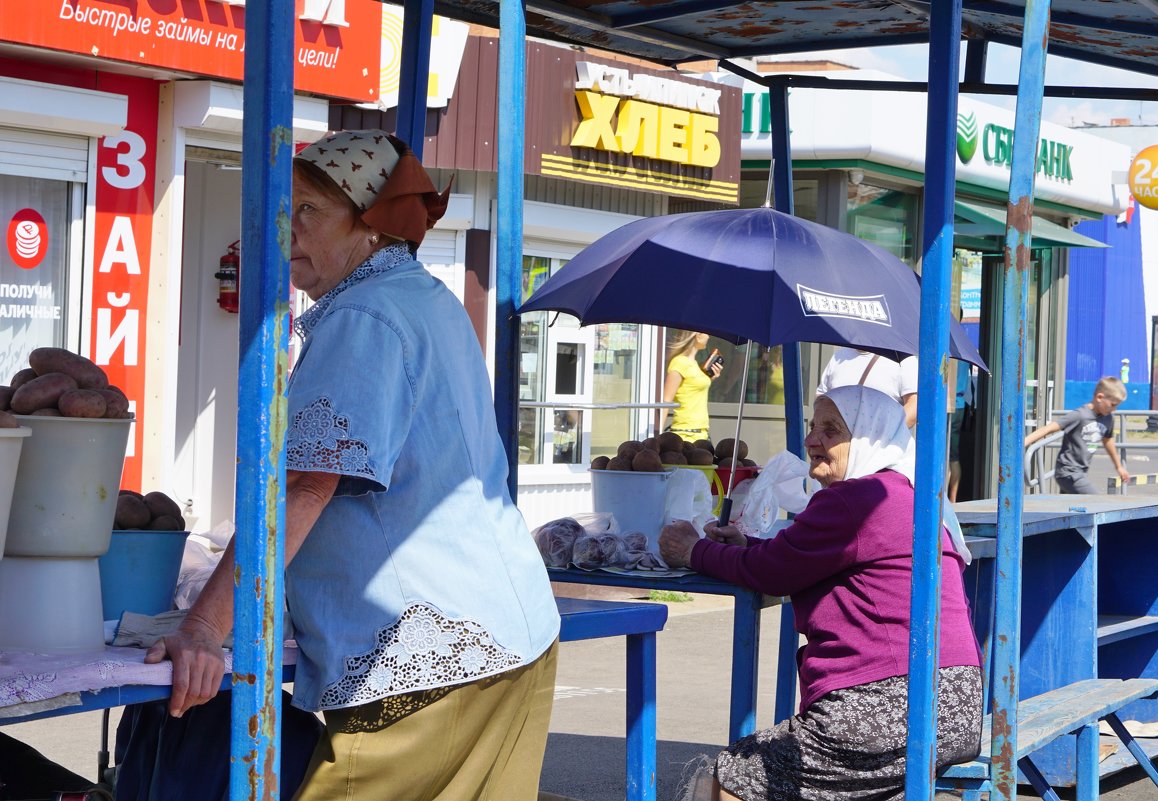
[227,0,1146,798]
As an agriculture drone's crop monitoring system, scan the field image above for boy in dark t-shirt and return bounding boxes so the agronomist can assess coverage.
[1024,376,1129,494]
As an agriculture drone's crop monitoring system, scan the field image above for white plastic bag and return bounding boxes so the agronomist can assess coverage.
[734,451,813,537]
[174,519,233,610]
[663,468,716,536]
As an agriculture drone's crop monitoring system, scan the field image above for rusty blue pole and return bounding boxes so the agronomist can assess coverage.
[397,0,434,157]
[905,0,961,797]
[768,78,800,726]
[234,0,292,797]
[992,2,1051,799]
[496,0,526,498]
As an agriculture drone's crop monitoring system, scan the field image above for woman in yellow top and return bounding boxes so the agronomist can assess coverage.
[659,330,723,442]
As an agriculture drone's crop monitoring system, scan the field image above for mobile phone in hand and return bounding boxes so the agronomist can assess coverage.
[703,348,724,373]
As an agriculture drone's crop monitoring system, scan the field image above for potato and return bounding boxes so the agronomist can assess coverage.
[0,386,11,412]
[10,368,37,391]
[742,458,759,467]
[9,372,78,414]
[30,408,61,416]
[715,455,742,469]
[693,438,715,454]
[687,448,715,466]
[147,514,185,531]
[144,491,183,521]
[29,347,109,389]
[115,493,152,529]
[632,449,664,472]
[640,437,660,453]
[58,389,108,419]
[97,388,130,419]
[0,410,20,428]
[660,450,687,465]
[617,440,644,460]
[590,455,611,470]
[657,432,684,454]
[119,488,145,500]
[606,456,634,471]
[716,438,749,461]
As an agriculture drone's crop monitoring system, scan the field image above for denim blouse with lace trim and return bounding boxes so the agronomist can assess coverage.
[282,249,559,711]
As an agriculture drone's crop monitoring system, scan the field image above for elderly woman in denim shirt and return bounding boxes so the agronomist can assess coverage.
[147,131,560,801]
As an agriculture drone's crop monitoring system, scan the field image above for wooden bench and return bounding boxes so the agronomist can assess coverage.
[937,678,1158,800]
[555,596,668,801]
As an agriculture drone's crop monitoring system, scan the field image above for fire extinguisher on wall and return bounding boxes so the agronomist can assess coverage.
[215,240,240,313]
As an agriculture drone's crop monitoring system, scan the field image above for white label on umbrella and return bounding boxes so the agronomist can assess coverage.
[797,285,892,326]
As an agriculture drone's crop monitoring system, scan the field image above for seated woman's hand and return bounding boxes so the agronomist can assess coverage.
[658,520,701,568]
[145,616,227,718]
[704,520,747,547]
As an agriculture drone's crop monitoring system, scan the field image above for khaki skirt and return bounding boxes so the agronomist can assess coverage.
[293,642,558,801]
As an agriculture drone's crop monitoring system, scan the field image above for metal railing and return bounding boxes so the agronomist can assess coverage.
[1024,430,1064,493]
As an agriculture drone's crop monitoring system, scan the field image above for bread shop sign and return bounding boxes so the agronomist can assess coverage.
[549,61,738,203]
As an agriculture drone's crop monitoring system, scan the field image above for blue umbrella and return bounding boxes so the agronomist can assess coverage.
[521,207,987,370]
[521,206,987,524]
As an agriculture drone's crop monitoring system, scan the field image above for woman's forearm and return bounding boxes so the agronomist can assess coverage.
[179,469,339,642]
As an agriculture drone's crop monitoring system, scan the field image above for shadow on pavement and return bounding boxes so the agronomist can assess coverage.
[539,733,720,801]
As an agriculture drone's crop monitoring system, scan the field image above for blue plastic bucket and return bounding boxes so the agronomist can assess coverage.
[589,468,674,552]
[98,529,189,621]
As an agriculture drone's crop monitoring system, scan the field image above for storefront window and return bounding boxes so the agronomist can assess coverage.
[707,340,784,405]
[519,255,645,465]
[847,181,919,265]
[738,174,819,222]
[0,174,73,381]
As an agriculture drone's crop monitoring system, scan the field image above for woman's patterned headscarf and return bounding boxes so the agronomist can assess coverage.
[295,129,451,247]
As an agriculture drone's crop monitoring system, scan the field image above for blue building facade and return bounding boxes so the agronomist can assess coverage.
[1068,209,1149,410]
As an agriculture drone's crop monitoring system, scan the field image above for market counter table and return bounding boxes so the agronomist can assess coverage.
[956,494,1158,785]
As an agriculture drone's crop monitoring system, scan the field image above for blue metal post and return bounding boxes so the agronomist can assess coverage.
[991,3,1051,799]
[626,633,658,801]
[496,1,526,497]
[397,0,434,157]
[769,79,801,724]
[234,1,293,798]
[905,1,961,798]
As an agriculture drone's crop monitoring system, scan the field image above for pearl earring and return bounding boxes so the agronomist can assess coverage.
[369,234,380,245]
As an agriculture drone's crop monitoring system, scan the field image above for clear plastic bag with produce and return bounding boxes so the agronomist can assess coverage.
[734,451,814,537]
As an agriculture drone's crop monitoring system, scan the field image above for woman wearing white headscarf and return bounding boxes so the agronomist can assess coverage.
[659,386,981,801]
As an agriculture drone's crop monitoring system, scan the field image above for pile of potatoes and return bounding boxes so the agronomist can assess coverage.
[0,347,131,420]
[590,432,758,472]
[115,489,185,531]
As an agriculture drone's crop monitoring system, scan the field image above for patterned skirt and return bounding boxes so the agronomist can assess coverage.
[715,666,982,801]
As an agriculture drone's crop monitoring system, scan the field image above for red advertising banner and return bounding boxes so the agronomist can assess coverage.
[0,0,381,103]
[89,73,158,491]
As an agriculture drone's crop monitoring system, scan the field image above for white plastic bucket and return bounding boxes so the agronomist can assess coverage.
[0,427,32,560]
[5,416,131,558]
[0,556,105,652]
[589,468,674,552]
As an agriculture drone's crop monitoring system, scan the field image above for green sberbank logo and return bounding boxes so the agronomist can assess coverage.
[954,110,1074,181]
[956,112,978,164]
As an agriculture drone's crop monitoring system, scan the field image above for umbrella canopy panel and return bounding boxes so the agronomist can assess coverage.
[521,207,988,369]
[434,0,1158,77]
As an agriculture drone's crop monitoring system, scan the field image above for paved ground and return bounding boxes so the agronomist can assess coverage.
[5,595,1156,800]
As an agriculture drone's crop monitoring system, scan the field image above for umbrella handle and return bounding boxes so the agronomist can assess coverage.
[718,497,733,527]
